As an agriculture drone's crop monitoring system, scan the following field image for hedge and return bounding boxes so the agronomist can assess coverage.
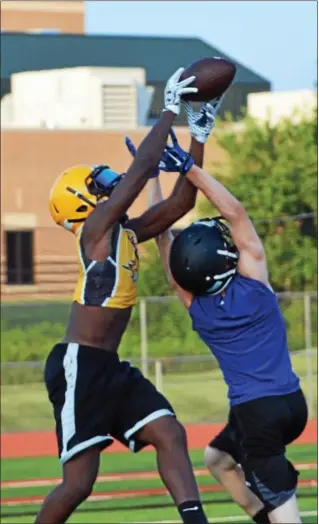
[1,296,317,363]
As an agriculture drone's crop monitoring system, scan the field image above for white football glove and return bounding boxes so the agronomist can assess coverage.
[183,95,224,144]
[163,67,198,116]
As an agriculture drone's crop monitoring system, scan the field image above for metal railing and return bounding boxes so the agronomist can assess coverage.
[0,350,317,432]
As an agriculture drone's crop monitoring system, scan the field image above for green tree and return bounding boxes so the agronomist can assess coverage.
[199,111,317,291]
[137,240,173,297]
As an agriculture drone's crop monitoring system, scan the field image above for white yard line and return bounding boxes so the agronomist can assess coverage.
[2,463,317,489]
[1,479,317,507]
[130,511,318,524]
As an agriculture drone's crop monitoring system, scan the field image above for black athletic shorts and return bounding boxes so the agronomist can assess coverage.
[208,410,242,464]
[209,389,308,462]
[44,343,175,464]
[233,389,307,458]
[208,390,308,509]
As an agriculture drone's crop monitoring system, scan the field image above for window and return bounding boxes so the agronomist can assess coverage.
[6,231,34,285]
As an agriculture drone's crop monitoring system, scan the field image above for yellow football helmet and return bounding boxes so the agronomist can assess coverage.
[49,165,122,234]
[49,165,97,234]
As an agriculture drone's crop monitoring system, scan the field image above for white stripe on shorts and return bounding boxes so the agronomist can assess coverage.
[124,409,175,442]
[60,343,113,464]
[60,435,113,465]
[60,343,79,459]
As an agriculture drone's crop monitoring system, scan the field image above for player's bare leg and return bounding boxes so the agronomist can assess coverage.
[204,447,270,523]
[268,495,302,524]
[139,416,208,524]
[34,446,100,524]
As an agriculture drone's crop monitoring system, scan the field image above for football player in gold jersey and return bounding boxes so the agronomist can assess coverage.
[36,68,218,524]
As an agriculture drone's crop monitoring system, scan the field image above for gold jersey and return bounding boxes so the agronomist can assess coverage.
[73,223,139,308]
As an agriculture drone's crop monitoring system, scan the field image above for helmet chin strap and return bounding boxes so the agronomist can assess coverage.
[63,219,84,234]
[66,187,96,208]
[206,273,236,296]
[208,250,238,295]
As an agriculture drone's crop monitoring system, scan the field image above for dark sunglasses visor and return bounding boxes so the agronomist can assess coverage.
[87,166,122,196]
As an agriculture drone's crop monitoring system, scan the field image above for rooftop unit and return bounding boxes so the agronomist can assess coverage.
[1,66,154,129]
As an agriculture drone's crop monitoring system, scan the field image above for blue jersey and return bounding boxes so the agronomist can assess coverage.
[189,274,300,406]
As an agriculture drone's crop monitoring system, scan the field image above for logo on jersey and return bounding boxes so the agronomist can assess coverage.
[127,233,139,260]
[122,232,139,282]
[123,259,138,282]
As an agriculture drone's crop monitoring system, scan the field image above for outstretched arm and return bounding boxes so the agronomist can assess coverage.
[126,100,221,244]
[148,177,194,309]
[82,67,197,258]
[126,137,201,244]
[142,134,205,309]
[83,111,175,254]
[186,165,268,284]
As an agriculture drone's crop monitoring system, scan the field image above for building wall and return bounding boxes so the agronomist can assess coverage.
[151,82,271,124]
[1,128,226,299]
[2,67,149,129]
[1,31,271,124]
[1,1,84,34]
[248,89,317,125]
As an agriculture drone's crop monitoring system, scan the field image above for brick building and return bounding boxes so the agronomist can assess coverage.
[1,128,226,300]
[1,0,268,300]
[1,1,84,34]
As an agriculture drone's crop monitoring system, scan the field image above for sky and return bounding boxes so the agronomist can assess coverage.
[85,1,318,92]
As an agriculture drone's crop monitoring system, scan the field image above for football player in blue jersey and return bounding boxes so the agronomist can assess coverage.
[137,112,308,524]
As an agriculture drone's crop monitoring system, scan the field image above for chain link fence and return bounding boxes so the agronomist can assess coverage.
[1,292,317,432]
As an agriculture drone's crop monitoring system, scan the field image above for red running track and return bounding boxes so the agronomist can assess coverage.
[1,420,317,459]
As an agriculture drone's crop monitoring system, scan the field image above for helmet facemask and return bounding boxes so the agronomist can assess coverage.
[201,217,239,295]
[169,217,239,296]
[85,166,128,224]
[64,166,123,231]
[62,187,97,231]
[85,166,123,198]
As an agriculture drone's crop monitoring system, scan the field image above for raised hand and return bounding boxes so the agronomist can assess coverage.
[163,67,198,116]
[125,136,160,179]
[125,128,194,177]
[160,129,194,176]
[183,95,224,144]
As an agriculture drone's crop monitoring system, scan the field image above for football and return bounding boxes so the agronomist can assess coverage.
[180,57,236,102]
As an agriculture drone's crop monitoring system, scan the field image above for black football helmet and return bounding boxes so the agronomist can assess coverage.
[169,217,239,296]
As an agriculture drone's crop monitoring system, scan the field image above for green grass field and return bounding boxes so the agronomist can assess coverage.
[1,445,317,523]
[2,350,317,431]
